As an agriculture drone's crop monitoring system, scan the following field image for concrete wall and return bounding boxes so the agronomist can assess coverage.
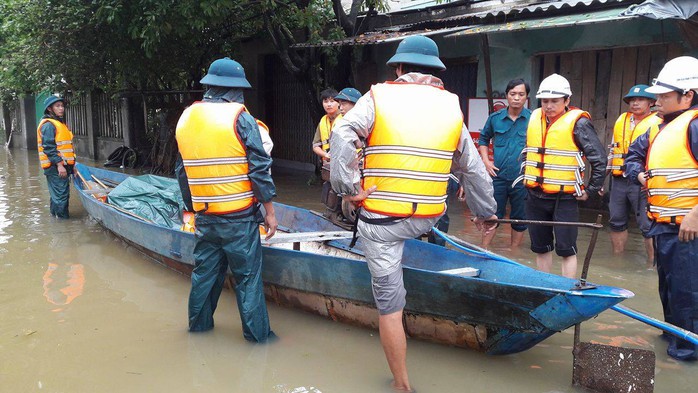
[3,92,134,162]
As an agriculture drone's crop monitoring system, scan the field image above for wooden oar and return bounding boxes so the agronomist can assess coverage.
[91,175,111,190]
[107,204,155,224]
[74,170,91,190]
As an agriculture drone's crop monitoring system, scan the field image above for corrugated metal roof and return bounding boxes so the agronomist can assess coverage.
[393,0,636,30]
[291,26,470,48]
[291,0,640,48]
[446,7,634,36]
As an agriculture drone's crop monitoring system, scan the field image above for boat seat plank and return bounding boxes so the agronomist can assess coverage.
[263,231,354,245]
[439,267,480,277]
[83,188,111,194]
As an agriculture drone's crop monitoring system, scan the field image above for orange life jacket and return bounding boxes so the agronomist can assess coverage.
[175,102,255,214]
[608,112,661,176]
[645,109,698,225]
[319,114,342,152]
[516,108,589,195]
[361,82,463,218]
[37,118,75,169]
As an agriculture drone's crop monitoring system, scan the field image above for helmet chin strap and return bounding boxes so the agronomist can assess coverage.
[651,78,697,95]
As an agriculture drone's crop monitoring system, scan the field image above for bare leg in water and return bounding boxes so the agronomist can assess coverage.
[536,251,577,278]
[379,311,412,392]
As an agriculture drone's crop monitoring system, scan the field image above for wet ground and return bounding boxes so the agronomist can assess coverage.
[1,148,696,392]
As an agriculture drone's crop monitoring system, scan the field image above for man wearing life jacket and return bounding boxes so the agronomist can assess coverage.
[330,35,497,392]
[174,57,278,343]
[312,88,341,181]
[37,95,75,219]
[607,85,660,263]
[515,74,606,279]
[625,56,698,361]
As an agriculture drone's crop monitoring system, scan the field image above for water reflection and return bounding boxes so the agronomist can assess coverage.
[42,263,85,308]
[0,155,12,244]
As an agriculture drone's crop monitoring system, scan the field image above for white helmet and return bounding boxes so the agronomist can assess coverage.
[536,73,572,99]
[646,56,698,94]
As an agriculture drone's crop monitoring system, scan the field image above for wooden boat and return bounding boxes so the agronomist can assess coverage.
[73,163,633,355]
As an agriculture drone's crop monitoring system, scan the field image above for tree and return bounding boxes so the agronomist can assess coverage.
[260,0,386,118]
[0,0,384,105]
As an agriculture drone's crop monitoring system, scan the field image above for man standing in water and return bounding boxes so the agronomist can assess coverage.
[515,73,606,278]
[478,79,531,248]
[606,85,660,265]
[37,95,75,219]
[175,57,278,342]
[330,35,497,391]
[625,56,698,361]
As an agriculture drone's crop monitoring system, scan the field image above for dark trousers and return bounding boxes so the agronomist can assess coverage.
[655,233,698,360]
[493,178,527,231]
[189,217,272,342]
[525,194,578,257]
[44,166,70,219]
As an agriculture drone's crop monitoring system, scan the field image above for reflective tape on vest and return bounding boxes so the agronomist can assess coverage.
[645,109,698,224]
[361,82,463,218]
[176,102,256,214]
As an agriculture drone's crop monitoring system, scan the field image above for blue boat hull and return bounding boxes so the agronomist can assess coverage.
[74,163,633,355]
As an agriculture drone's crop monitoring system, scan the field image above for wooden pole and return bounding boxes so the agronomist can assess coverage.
[75,170,91,190]
[107,204,155,224]
[481,33,494,113]
[91,175,111,190]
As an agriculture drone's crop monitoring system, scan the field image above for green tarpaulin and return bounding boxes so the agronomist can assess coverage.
[107,175,186,229]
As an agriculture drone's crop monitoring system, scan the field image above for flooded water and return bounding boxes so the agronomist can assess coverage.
[1,147,696,392]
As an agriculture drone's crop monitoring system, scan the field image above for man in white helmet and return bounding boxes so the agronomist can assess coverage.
[515,73,606,278]
[625,56,698,361]
[329,35,497,392]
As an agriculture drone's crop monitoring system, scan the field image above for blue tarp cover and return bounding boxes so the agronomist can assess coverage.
[107,175,185,229]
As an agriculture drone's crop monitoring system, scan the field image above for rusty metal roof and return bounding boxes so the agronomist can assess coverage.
[446,7,634,37]
[291,26,470,48]
[386,0,637,30]
[291,0,640,48]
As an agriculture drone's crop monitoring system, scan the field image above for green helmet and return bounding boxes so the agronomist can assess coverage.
[386,35,446,71]
[43,95,65,113]
[200,57,252,89]
[623,84,656,104]
[335,88,362,103]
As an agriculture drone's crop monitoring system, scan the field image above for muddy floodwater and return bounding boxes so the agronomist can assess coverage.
[1,148,696,392]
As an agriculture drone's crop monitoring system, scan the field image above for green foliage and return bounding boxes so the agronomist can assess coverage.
[0,0,384,100]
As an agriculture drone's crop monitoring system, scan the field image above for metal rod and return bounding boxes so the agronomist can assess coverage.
[486,217,603,229]
[578,214,603,288]
[573,214,603,348]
